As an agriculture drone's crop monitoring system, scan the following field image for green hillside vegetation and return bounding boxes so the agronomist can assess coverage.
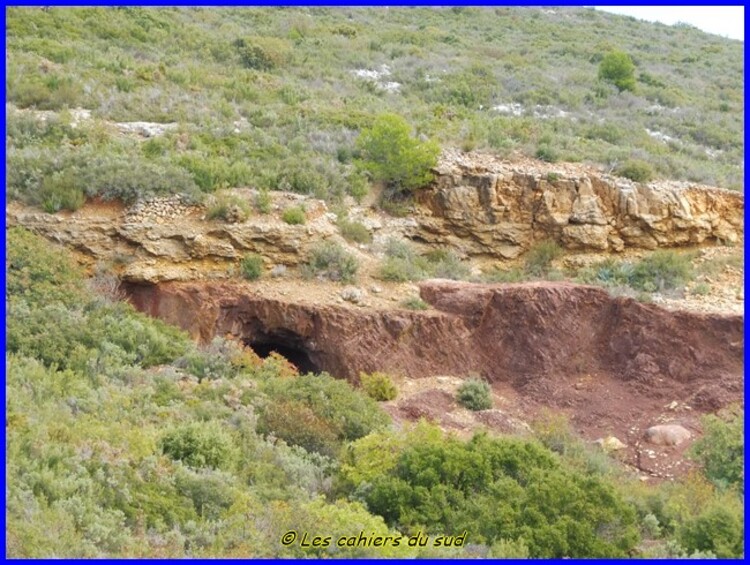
[6,6,744,217]
[5,228,744,557]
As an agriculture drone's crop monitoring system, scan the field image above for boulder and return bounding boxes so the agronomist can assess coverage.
[644,424,691,446]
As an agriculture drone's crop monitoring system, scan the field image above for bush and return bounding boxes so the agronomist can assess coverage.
[524,240,563,277]
[338,218,372,244]
[234,36,291,70]
[630,250,693,292]
[303,241,359,283]
[260,372,389,443]
[258,400,341,457]
[254,188,272,214]
[401,297,429,311]
[456,377,492,411]
[39,170,86,213]
[282,206,306,225]
[690,406,743,491]
[356,113,439,193]
[160,422,237,470]
[359,372,398,401]
[205,192,250,223]
[355,431,639,557]
[240,253,263,280]
[616,160,654,183]
[598,50,636,92]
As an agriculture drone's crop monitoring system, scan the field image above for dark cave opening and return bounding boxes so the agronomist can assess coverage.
[245,330,321,375]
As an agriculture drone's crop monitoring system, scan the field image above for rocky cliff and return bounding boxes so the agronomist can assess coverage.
[413,150,744,258]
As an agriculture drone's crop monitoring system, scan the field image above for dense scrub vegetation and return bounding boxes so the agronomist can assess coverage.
[6,231,743,558]
[6,6,744,216]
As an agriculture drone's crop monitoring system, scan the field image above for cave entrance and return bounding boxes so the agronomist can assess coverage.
[245,330,321,375]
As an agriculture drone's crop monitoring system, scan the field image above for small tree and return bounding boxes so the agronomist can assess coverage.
[356,113,439,193]
[598,50,636,92]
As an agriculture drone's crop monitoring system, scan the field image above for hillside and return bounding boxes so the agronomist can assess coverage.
[6,6,744,216]
[5,7,745,559]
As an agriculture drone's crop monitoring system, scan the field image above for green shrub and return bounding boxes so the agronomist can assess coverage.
[39,170,86,213]
[354,431,639,557]
[254,188,272,214]
[535,144,558,163]
[338,218,372,244]
[456,377,492,411]
[282,205,306,225]
[258,400,341,457]
[690,406,743,491]
[630,250,693,291]
[356,113,439,193]
[240,253,263,280]
[401,297,429,311]
[260,372,389,442]
[205,192,250,223]
[616,160,654,183]
[426,248,471,280]
[483,267,526,283]
[598,50,636,92]
[303,241,359,283]
[234,36,291,70]
[160,422,237,470]
[359,372,398,401]
[524,240,563,277]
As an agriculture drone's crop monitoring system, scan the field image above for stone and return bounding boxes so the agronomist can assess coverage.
[594,436,627,452]
[341,287,366,304]
[644,424,691,446]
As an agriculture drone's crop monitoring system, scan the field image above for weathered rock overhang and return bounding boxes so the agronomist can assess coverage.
[123,280,743,391]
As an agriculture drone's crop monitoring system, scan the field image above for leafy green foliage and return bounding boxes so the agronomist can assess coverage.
[359,371,398,401]
[260,373,390,444]
[577,250,694,293]
[456,377,492,411]
[379,238,471,282]
[234,37,291,70]
[303,241,359,283]
[160,422,238,470]
[616,159,654,182]
[345,428,640,557]
[281,205,306,225]
[338,218,372,244]
[690,406,743,491]
[240,253,264,280]
[401,297,429,311]
[356,113,439,193]
[598,50,636,92]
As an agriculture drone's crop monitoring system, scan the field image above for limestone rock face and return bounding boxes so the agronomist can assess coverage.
[6,196,337,283]
[412,150,744,258]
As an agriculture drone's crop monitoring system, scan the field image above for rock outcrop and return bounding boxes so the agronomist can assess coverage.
[123,280,743,395]
[413,150,743,258]
[6,193,337,283]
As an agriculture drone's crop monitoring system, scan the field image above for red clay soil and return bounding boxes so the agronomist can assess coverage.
[124,279,743,479]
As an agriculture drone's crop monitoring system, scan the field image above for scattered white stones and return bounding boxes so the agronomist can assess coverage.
[492,102,524,116]
[646,129,677,144]
[351,65,400,92]
[126,195,199,223]
[115,121,179,138]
